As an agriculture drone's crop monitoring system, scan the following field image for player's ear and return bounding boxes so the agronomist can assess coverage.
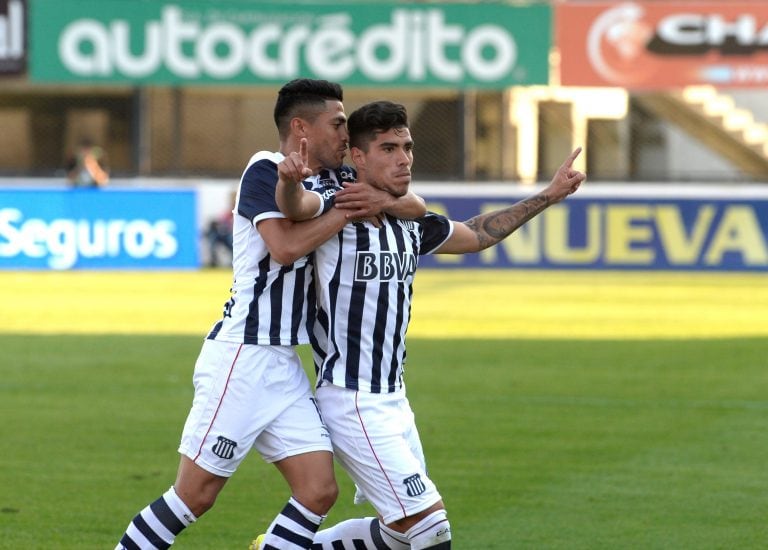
[350,146,365,168]
[290,117,307,137]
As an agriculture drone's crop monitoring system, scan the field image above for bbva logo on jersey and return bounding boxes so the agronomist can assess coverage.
[355,251,416,282]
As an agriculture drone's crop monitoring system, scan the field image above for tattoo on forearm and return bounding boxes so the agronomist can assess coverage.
[465,195,550,249]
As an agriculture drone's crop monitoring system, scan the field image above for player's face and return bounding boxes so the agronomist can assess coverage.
[304,100,349,170]
[353,127,413,197]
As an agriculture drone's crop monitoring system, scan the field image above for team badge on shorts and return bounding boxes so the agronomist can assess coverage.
[212,435,238,459]
[403,473,427,497]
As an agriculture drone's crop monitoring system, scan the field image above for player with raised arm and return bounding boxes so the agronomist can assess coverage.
[255,100,585,550]
[115,83,425,550]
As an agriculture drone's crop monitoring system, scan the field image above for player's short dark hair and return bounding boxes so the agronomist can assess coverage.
[273,79,344,139]
[348,101,409,151]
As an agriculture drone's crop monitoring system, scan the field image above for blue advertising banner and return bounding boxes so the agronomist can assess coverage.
[419,191,768,271]
[2,183,766,272]
[0,188,198,269]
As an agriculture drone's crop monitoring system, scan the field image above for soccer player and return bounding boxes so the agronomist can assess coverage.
[115,82,426,550]
[271,100,585,549]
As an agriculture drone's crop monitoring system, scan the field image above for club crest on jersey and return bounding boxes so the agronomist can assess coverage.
[355,251,416,282]
[403,474,427,497]
[211,436,237,459]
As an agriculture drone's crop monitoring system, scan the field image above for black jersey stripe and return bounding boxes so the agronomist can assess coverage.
[291,262,307,344]
[268,264,288,345]
[368,225,392,394]
[344,223,370,390]
[244,256,271,344]
[391,216,413,393]
[323,231,345,387]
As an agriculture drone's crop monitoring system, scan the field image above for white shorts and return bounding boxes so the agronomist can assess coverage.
[178,340,332,477]
[315,384,442,524]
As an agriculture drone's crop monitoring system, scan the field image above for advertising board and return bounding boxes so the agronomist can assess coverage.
[0,188,198,269]
[419,186,768,271]
[29,0,550,88]
[558,1,768,88]
[1,182,765,272]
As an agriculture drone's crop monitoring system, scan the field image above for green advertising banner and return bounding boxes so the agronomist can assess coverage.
[29,0,551,87]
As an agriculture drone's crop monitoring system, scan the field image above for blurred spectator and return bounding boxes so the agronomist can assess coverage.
[66,138,110,188]
[205,191,235,267]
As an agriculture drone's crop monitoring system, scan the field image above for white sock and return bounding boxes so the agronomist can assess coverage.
[405,509,451,549]
[380,522,411,549]
[313,517,408,549]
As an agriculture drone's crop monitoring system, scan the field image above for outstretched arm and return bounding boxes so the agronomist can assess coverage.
[436,147,585,254]
[334,183,426,220]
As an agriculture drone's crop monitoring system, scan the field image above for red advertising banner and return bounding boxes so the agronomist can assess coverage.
[557,1,768,88]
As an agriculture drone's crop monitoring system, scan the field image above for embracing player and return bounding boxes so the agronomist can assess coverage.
[115,81,426,550]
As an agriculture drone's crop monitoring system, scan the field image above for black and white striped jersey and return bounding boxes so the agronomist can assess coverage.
[206,151,342,346]
[313,212,453,393]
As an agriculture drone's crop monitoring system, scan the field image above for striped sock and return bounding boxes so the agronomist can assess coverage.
[260,497,325,550]
[312,517,409,549]
[116,487,196,550]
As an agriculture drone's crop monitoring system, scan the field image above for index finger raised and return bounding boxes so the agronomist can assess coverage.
[563,146,582,168]
[299,138,308,165]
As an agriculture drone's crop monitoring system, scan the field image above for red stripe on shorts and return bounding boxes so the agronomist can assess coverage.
[354,391,407,518]
[193,343,243,462]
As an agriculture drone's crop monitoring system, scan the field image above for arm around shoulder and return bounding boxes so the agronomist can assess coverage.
[333,183,427,220]
[259,207,348,265]
[385,191,426,219]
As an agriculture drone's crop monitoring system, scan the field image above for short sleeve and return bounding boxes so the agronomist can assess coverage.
[237,159,280,223]
[418,212,453,255]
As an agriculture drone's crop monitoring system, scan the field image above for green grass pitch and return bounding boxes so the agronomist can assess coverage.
[0,270,767,549]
